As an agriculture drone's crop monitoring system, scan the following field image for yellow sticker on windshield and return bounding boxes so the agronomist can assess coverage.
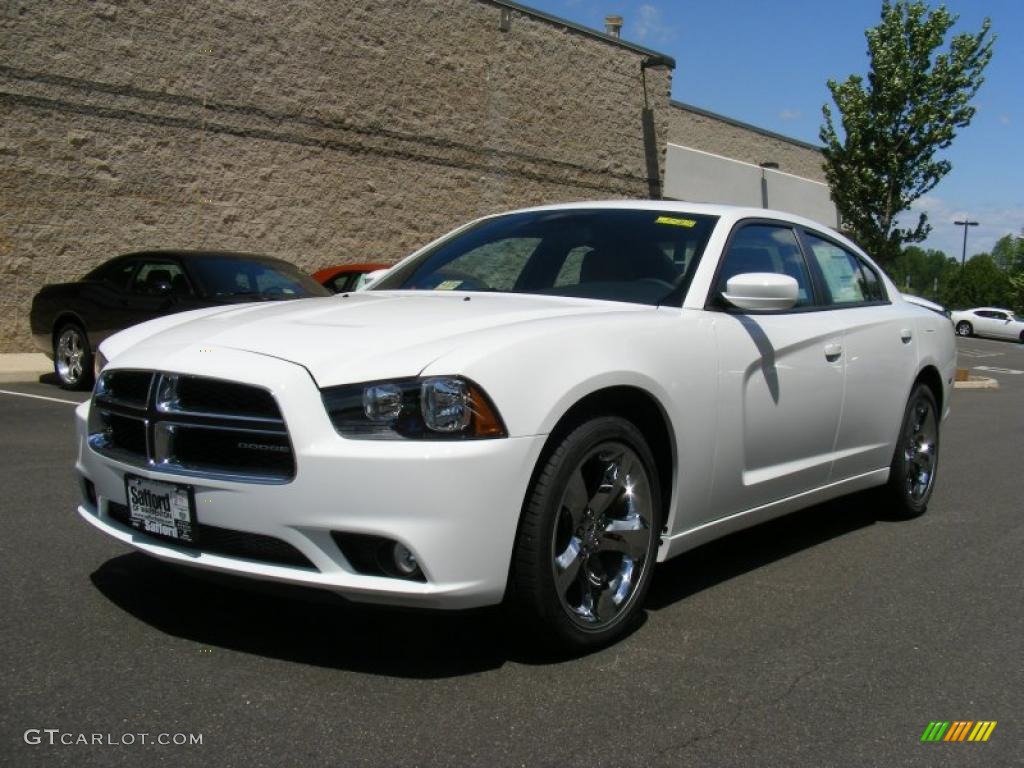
[435,280,463,290]
[655,216,697,228]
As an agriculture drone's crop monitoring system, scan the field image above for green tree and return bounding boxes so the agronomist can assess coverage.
[991,233,1024,273]
[888,245,952,298]
[820,1,993,264]
[939,254,1013,309]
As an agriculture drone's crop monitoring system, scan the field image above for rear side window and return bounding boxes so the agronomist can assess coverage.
[88,259,137,290]
[715,224,814,307]
[803,234,886,304]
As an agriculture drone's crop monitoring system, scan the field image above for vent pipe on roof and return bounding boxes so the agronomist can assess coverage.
[604,15,623,38]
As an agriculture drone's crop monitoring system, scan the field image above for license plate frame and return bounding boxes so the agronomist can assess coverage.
[124,474,198,545]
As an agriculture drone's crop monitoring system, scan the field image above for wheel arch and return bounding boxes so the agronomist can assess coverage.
[51,311,90,349]
[526,385,676,536]
[913,364,944,416]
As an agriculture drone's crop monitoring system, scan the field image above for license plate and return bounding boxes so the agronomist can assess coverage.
[124,475,197,544]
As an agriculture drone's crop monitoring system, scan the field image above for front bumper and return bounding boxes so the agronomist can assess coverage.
[75,348,546,609]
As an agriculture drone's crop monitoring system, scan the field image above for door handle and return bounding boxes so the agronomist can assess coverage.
[900,328,913,343]
[824,342,843,361]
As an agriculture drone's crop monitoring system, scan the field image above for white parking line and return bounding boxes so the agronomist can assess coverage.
[973,366,1024,375]
[0,388,81,405]
[957,348,1004,358]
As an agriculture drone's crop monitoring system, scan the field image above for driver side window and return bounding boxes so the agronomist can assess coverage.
[716,225,813,307]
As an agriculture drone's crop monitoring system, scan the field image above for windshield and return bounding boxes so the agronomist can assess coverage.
[188,256,330,300]
[373,209,718,306]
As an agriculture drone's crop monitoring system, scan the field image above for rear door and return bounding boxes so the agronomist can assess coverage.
[988,310,1016,339]
[799,230,917,480]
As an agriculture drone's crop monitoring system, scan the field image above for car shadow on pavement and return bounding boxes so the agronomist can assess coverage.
[90,490,908,677]
[90,552,526,677]
[646,490,893,610]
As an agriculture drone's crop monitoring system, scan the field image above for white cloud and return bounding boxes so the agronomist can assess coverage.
[901,196,1024,258]
[779,108,802,121]
[999,114,1011,125]
[633,4,674,44]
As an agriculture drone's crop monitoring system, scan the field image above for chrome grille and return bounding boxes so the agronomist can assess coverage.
[89,371,294,483]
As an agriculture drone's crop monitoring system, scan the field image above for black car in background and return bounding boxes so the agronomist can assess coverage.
[30,250,331,389]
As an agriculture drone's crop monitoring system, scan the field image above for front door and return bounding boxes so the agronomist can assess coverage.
[706,222,845,519]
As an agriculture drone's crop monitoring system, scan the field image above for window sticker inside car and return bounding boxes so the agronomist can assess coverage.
[655,216,697,228]
[435,280,464,290]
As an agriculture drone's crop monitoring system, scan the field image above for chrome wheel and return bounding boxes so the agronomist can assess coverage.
[55,326,87,386]
[901,393,937,502]
[955,321,972,337]
[551,443,653,630]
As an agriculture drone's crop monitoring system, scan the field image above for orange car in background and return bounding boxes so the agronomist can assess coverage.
[313,263,390,293]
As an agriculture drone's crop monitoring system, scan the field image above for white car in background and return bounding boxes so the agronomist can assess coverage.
[76,202,957,649]
[951,307,1024,342]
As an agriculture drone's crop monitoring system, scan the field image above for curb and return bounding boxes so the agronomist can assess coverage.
[954,376,999,390]
[0,353,52,384]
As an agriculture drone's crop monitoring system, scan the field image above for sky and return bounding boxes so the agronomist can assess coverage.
[522,0,1023,259]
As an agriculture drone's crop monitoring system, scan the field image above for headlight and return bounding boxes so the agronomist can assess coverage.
[322,376,506,439]
[93,349,110,381]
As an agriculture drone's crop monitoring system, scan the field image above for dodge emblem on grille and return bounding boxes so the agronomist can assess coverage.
[237,441,290,453]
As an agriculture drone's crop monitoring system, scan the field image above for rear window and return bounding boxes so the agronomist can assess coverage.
[374,209,718,306]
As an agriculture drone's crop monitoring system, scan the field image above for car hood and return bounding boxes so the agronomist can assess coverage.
[104,291,648,386]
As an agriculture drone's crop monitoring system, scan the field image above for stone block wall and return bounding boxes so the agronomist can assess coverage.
[0,0,672,351]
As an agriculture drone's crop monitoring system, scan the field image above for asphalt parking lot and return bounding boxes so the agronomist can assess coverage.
[1,337,1021,767]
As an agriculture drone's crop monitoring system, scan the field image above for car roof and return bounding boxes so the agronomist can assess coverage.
[480,200,861,254]
[113,249,281,261]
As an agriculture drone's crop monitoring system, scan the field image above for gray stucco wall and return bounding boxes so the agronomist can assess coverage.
[0,0,672,351]
[665,102,826,183]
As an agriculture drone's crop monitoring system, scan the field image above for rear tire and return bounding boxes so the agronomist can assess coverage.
[955,321,972,337]
[54,322,94,390]
[508,416,661,651]
[883,384,940,519]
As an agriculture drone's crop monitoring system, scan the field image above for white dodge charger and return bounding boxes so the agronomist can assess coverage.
[76,202,956,649]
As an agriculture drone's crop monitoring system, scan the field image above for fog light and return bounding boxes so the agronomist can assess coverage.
[392,543,421,578]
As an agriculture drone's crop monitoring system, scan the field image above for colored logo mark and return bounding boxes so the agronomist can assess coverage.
[921,721,997,742]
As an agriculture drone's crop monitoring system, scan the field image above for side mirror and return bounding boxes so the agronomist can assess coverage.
[721,273,798,311]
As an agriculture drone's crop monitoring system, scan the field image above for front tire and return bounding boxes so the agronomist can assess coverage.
[54,322,94,390]
[883,384,940,518]
[509,417,661,651]
[955,321,973,337]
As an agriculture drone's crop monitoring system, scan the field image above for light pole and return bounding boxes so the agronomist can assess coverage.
[954,219,979,266]
[759,161,779,208]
